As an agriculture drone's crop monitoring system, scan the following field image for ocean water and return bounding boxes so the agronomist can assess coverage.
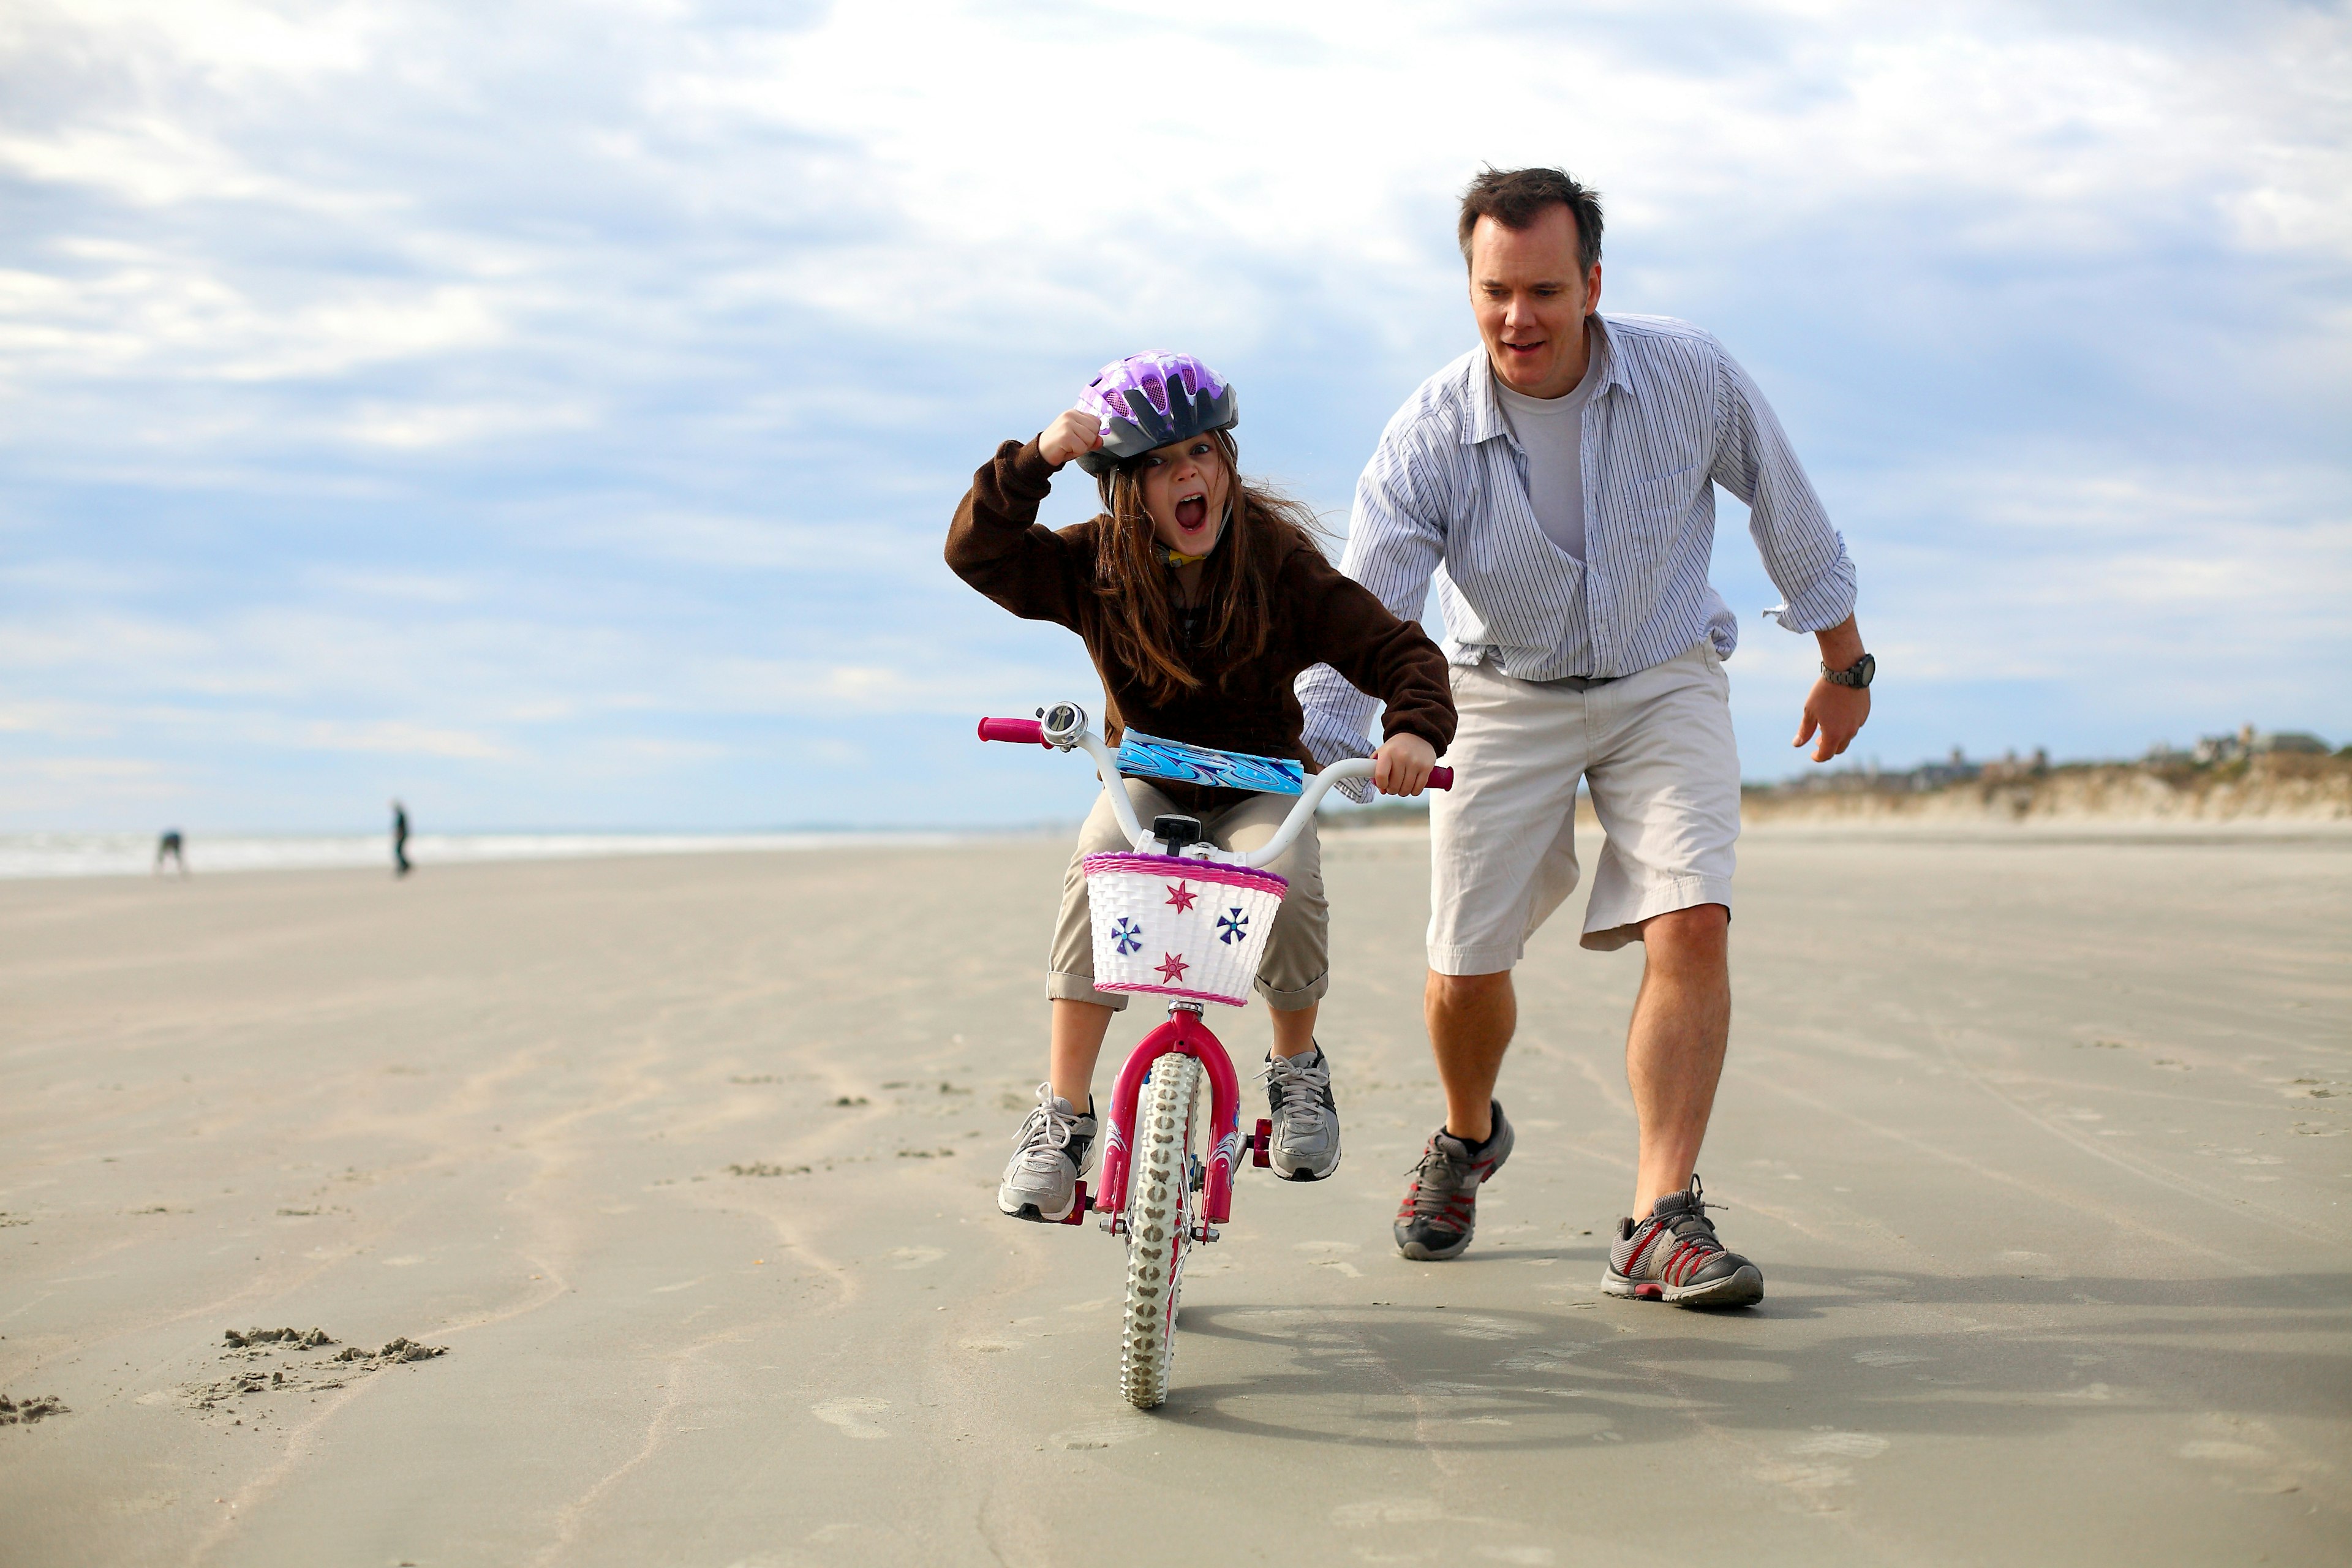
[0,830,971,880]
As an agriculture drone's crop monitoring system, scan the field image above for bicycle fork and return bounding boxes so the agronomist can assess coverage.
[1070,1001,1270,1240]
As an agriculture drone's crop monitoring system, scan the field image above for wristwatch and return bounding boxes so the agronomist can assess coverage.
[1822,652,1876,688]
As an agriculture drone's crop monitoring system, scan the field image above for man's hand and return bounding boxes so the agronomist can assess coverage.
[1794,680,1870,762]
[1373,733,1437,796]
[1038,409,1104,469]
[1795,613,1871,763]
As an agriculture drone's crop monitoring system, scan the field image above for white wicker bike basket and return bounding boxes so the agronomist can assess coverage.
[1082,852,1289,1008]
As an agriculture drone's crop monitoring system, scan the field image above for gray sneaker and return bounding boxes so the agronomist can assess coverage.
[1604,1175,1764,1308]
[1263,1045,1341,1181]
[997,1082,1097,1223]
[1393,1101,1513,1261]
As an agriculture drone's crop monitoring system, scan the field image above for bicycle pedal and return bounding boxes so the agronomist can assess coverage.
[1059,1182,1095,1226]
[1251,1118,1273,1168]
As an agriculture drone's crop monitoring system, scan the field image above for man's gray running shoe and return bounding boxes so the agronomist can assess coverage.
[1604,1175,1764,1308]
[997,1082,1096,1223]
[1392,1101,1513,1261]
[1263,1045,1341,1181]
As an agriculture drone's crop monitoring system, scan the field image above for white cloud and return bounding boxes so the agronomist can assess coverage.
[290,718,508,759]
[26,0,387,82]
[336,394,589,449]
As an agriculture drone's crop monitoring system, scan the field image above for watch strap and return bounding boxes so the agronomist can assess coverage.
[1822,652,1875,688]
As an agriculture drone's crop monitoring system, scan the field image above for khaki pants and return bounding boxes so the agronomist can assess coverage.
[1050,779,1329,1012]
[1430,641,1741,971]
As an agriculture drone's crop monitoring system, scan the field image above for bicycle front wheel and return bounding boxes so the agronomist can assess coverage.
[1119,1053,1200,1409]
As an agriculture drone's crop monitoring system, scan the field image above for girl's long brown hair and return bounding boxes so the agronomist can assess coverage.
[1091,428,1329,704]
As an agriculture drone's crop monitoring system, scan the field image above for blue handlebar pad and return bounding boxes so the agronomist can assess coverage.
[1113,730,1306,796]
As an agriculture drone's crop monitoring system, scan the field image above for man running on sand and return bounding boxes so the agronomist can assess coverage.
[1298,167,1875,1307]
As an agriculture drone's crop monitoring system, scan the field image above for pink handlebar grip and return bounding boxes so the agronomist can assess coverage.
[976,717,1049,747]
[1428,766,1454,790]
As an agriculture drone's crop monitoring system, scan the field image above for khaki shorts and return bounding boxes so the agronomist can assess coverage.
[1050,779,1329,1012]
[1429,641,1739,972]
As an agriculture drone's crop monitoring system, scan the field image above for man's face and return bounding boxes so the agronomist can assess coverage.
[1468,205,1602,399]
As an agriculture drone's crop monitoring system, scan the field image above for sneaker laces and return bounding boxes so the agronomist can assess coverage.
[1401,1137,1472,1223]
[1672,1174,1727,1229]
[1008,1082,1081,1182]
[1642,1176,1730,1265]
[1259,1051,1330,1125]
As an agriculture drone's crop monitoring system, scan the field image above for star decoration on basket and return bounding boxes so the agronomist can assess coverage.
[1155,952,1190,983]
[1216,907,1250,946]
[1164,880,1198,912]
[1110,916,1144,956]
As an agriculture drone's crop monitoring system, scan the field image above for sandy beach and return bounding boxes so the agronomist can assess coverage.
[2,826,2347,1566]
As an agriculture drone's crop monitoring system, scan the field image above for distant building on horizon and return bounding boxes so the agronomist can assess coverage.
[2187,725,2333,766]
[1757,726,2338,797]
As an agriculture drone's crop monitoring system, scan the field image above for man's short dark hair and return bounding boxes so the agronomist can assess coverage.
[1458,166,1604,274]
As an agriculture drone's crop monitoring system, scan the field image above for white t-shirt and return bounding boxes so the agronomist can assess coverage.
[1493,342,1602,562]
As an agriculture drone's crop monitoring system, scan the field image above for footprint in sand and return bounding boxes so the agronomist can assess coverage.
[2176,1438,2311,1493]
[1047,1417,1150,1450]
[1754,1430,1888,1504]
[2176,1414,2313,1494]
[886,1247,946,1270]
[1330,1498,1450,1528]
[1294,1240,1363,1278]
[2179,1439,2269,1463]
[809,1398,889,1441]
[2057,1382,2120,1401]
[1443,1314,1535,1341]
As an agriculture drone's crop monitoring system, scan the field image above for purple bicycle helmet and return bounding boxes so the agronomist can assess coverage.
[1073,351,1239,476]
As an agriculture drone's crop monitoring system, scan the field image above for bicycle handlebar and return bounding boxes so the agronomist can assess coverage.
[978,714,1452,870]
[976,717,1049,747]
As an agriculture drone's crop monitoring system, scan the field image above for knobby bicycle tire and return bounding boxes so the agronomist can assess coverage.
[1118,1054,1200,1408]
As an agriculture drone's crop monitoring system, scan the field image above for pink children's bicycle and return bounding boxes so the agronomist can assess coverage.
[979,701,1452,1408]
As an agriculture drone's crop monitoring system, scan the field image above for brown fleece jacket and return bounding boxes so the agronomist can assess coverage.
[948,437,1454,813]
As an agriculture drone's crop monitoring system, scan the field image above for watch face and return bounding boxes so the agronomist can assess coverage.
[1852,653,1875,687]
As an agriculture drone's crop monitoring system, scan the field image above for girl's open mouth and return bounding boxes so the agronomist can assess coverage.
[1175,494,1208,532]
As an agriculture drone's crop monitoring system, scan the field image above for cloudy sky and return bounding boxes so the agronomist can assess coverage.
[3,0,2346,833]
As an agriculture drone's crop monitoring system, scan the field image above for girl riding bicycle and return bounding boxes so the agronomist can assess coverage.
[948,351,1455,1223]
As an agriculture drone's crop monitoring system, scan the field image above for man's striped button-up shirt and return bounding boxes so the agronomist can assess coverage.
[1296,312,1857,767]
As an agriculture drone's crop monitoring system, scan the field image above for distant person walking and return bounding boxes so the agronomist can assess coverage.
[1298,167,1876,1306]
[154,829,187,876]
[390,801,411,878]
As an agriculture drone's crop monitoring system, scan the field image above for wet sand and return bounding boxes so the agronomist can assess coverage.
[2,829,2347,1566]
